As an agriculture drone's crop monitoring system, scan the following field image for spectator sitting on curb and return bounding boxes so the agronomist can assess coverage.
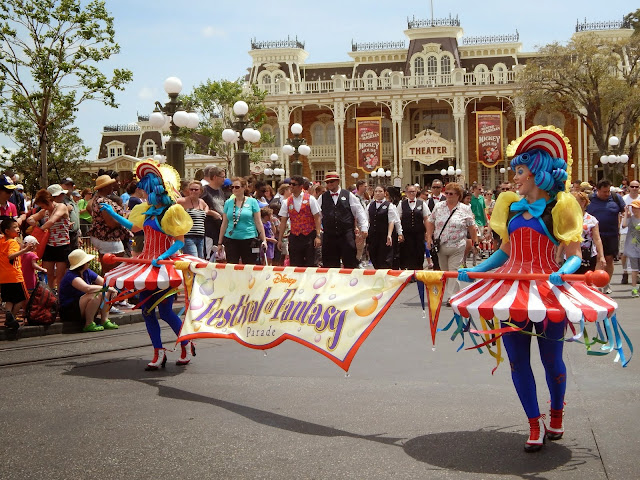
[58,249,119,333]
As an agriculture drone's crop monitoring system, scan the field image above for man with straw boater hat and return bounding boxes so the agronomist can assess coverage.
[317,171,368,269]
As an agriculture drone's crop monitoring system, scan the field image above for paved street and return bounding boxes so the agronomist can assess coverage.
[1,269,638,480]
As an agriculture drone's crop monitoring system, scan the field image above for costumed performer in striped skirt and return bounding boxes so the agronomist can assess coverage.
[99,160,201,370]
[454,126,620,452]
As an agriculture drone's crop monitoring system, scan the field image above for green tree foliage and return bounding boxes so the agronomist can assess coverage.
[0,0,133,187]
[516,32,640,163]
[5,97,91,195]
[180,79,273,171]
[624,9,640,33]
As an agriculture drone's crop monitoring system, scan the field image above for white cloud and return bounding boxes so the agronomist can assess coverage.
[138,87,156,101]
[202,26,225,38]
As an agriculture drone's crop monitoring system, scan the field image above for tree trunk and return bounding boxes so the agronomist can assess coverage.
[40,129,48,188]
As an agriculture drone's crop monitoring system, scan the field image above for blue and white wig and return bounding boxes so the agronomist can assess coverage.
[510,149,567,197]
[137,173,172,208]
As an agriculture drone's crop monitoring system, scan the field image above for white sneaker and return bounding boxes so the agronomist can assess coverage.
[110,306,124,315]
[115,300,133,309]
[605,286,612,295]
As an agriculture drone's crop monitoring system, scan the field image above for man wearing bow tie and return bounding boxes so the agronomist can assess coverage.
[318,171,368,268]
[277,175,322,267]
[400,185,430,270]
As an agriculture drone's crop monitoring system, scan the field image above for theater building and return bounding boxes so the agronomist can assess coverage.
[248,15,635,188]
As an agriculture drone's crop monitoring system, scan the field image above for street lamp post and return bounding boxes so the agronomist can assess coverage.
[264,153,285,188]
[148,77,199,179]
[370,167,391,185]
[282,123,311,177]
[599,135,629,183]
[221,101,262,178]
[440,165,462,183]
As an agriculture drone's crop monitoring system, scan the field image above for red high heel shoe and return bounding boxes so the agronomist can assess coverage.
[547,407,564,440]
[176,342,196,366]
[524,415,547,452]
[145,348,167,371]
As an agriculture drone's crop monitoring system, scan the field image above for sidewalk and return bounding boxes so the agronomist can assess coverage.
[0,299,185,341]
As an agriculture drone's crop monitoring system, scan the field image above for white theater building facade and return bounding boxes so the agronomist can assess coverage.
[249,15,635,188]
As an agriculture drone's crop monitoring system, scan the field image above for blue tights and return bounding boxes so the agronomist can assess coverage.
[501,319,567,419]
[139,289,187,349]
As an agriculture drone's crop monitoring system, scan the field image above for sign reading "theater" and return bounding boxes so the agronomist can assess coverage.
[402,130,455,166]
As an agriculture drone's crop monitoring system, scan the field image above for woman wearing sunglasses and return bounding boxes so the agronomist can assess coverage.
[177,181,209,258]
[426,182,477,302]
[218,177,267,264]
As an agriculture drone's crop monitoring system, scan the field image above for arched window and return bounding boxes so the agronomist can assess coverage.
[441,56,451,74]
[474,65,489,85]
[414,57,424,76]
[493,64,506,84]
[261,124,275,146]
[143,139,156,157]
[312,123,325,145]
[427,55,438,76]
[380,69,392,89]
[382,120,392,143]
[325,122,335,144]
[364,71,376,90]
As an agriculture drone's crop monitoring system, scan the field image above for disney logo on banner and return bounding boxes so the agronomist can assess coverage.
[273,272,296,286]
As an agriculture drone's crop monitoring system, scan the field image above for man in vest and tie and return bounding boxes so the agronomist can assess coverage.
[318,171,368,269]
[277,175,322,267]
[399,185,430,270]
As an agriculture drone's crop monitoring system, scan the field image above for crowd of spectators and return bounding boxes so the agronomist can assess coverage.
[0,167,632,337]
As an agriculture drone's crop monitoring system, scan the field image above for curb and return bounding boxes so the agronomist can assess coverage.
[0,306,183,342]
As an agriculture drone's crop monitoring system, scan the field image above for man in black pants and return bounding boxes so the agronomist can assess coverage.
[318,171,368,268]
[277,175,322,266]
[201,166,226,260]
[399,185,429,271]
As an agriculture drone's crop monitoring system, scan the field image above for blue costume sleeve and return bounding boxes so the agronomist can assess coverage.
[99,203,133,230]
[152,240,185,267]
[549,255,581,286]
[458,249,509,283]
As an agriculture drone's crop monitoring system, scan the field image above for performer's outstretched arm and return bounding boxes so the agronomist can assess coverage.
[458,244,509,282]
[100,203,133,230]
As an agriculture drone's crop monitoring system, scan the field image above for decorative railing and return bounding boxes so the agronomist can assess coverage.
[137,114,150,122]
[462,32,519,45]
[251,36,305,50]
[103,124,141,132]
[351,40,406,52]
[259,70,516,96]
[261,144,393,163]
[575,18,631,32]
[407,14,460,29]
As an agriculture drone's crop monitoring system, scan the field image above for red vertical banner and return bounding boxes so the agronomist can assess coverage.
[356,117,381,173]
[476,112,504,168]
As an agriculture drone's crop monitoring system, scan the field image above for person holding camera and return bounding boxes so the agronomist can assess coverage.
[426,182,477,303]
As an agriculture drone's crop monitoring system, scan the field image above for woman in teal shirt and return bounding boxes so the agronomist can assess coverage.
[218,177,267,264]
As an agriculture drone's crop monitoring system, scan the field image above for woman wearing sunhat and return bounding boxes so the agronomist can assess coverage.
[99,159,201,370]
[454,126,619,452]
[58,248,119,332]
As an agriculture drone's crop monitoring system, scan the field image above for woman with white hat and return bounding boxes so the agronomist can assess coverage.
[58,248,119,332]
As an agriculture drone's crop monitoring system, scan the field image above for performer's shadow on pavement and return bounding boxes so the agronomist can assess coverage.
[65,359,597,478]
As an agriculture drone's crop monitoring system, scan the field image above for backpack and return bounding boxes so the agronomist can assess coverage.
[24,281,59,326]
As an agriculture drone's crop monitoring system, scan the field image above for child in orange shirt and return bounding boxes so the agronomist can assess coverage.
[0,218,35,336]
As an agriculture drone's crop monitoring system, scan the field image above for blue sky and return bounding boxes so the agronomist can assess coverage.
[2,0,637,160]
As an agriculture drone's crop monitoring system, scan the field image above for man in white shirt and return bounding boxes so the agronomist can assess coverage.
[621,180,640,284]
[317,171,368,268]
[277,175,322,267]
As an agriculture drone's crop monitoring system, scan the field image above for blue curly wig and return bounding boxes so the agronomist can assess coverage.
[137,173,173,208]
[510,149,567,196]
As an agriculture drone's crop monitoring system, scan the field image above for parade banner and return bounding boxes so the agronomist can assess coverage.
[476,112,504,168]
[177,263,413,371]
[355,117,381,173]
